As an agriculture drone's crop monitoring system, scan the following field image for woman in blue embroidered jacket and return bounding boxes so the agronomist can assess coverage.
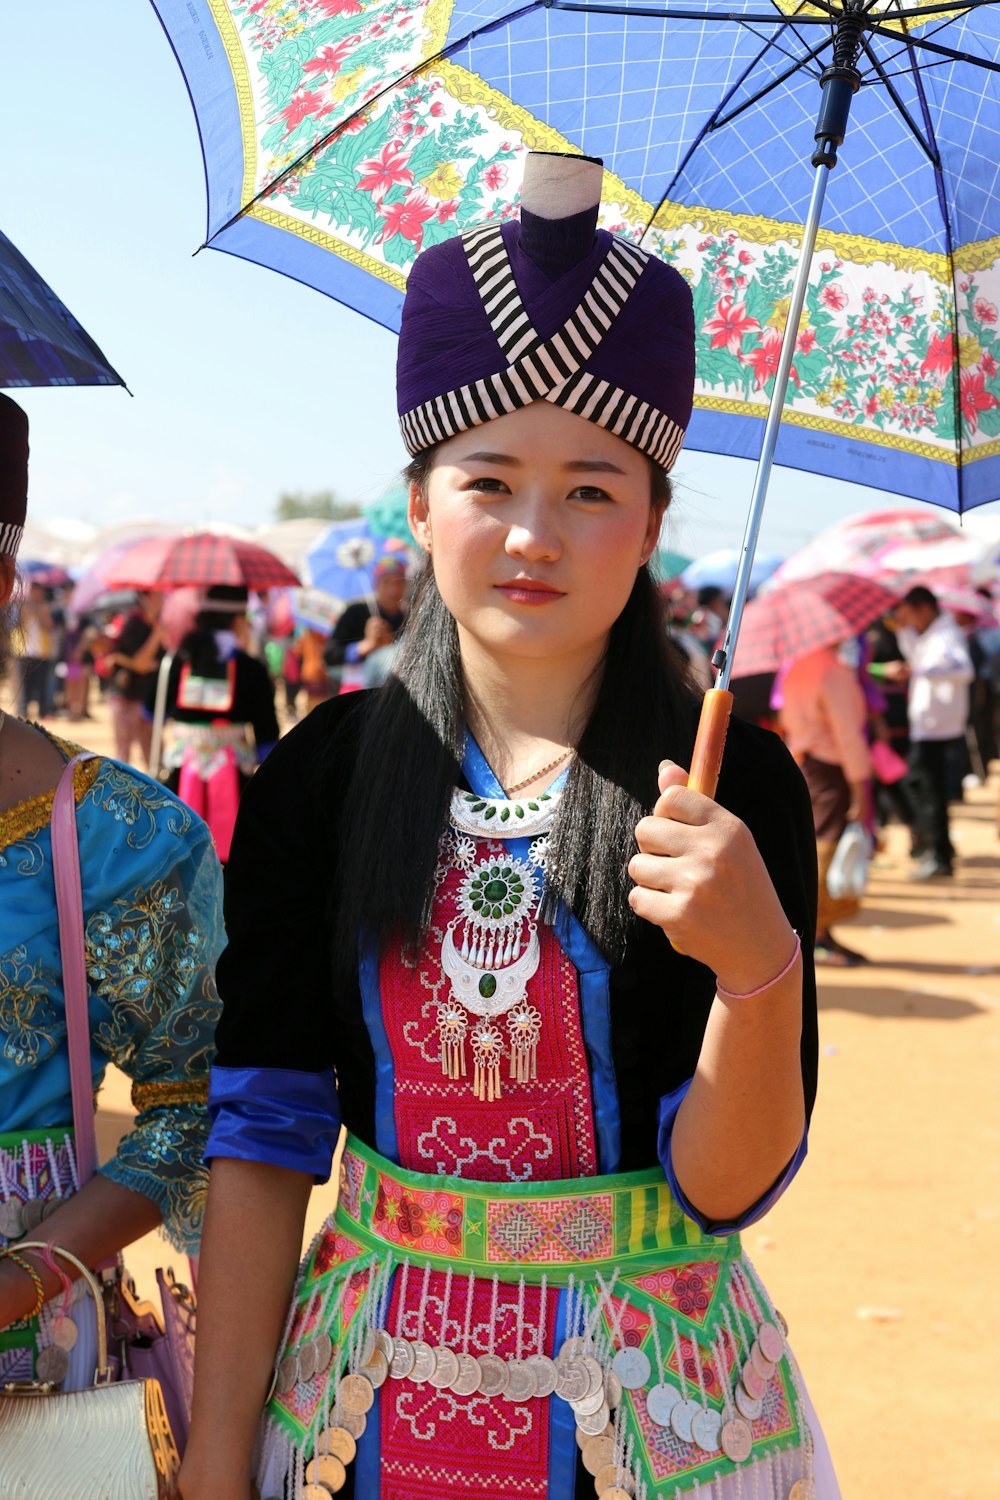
[0,394,224,1385]
[186,156,839,1500]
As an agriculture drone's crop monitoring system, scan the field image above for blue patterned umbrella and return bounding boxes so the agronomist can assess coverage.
[0,227,123,389]
[153,0,1000,515]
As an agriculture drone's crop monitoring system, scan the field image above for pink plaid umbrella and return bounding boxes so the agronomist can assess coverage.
[104,532,299,592]
[733,573,901,677]
[772,510,991,586]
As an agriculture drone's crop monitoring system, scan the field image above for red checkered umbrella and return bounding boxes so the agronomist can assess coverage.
[103,532,299,592]
[732,573,901,678]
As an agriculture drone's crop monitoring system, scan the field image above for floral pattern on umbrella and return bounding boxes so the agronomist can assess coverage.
[157,0,1000,509]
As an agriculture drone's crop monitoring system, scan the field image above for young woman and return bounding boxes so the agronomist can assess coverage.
[0,394,223,1381]
[184,155,837,1500]
[156,584,279,864]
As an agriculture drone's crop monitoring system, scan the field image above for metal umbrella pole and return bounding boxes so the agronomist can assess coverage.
[686,0,866,799]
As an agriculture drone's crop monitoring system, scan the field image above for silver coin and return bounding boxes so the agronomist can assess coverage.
[742,1359,767,1399]
[41,1196,61,1220]
[757,1320,784,1364]
[312,1331,334,1375]
[363,1349,390,1389]
[787,1482,806,1500]
[594,1467,634,1496]
[374,1328,395,1364]
[720,1415,754,1463]
[581,1355,605,1399]
[603,1370,623,1410]
[316,1427,357,1466]
[735,1381,763,1422]
[451,1353,483,1397]
[477,1353,509,1397]
[277,1353,299,1394]
[35,1345,69,1384]
[428,1347,460,1389]
[559,1335,587,1361]
[51,1315,79,1351]
[572,1386,609,1418]
[555,1357,591,1403]
[612,1347,651,1391]
[357,1329,379,1367]
[775,1308,789,1338]
[525,1353,558,1398]
[409,1340,436,1383]
[646,1381,682,1427]
[750,1342,777,1381]
[576,1401,611,1436]
[578,1421,613,1451]
[329,1405,367,1440]
[21,1198,45,1230]
[339,1372,375,1415]
[390,1336,416,1379]
[298,1338,319,1384]
[598,1488,635,1500]
[0,1201,24,1238]
[692,1406,723,1453]
[582,1434,616,1476]
[670,1397,701,1444]
[304,1455,347,1493]
[505,1361,537,1403]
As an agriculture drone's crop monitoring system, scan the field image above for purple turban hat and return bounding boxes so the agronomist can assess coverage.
[0,394,28,558]
[397,153,695,471]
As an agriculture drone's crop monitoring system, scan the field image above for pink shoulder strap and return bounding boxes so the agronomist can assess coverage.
[51,753,99,1185]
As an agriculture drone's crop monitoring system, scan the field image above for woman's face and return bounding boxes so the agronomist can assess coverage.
[409,402,662,672]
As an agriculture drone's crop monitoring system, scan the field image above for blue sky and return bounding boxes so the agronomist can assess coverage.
[4,3,996,562]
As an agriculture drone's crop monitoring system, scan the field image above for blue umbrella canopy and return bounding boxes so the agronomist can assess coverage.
[0,227,123,388]
[153,0,1000,510]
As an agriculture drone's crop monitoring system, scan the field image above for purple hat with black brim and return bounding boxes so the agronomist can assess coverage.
[0,394,28,558]
[397,153,695,471]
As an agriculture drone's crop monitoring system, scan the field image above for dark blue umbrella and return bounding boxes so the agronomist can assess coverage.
[0,227,124,389]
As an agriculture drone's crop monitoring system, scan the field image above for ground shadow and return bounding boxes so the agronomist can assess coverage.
[845,906,950,930]
[816,982,986,1020]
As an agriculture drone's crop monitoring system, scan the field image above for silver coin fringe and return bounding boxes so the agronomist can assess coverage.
[255,1245,815,1500]
[0,1133,80,1244]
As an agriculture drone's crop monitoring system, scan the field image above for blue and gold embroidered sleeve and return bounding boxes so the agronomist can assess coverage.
[78,766,224,1252]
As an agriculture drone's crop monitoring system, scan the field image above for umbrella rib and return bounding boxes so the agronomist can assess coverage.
[867,17,1000,70]
[710,31,834,133]
[207,1,545,242]
[889,0,966,507]
[859,34,939,162]
[641,9,825,226]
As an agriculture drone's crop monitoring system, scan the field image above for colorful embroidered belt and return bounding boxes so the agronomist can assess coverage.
[261,1137,813,1500]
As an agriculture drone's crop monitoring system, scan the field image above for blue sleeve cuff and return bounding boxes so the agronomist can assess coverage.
[345,642,361,664]
[256,741,277,763]
[657,1080,808,1237]
[206,1065,341,1182]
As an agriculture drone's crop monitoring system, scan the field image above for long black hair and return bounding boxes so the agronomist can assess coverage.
[333,455,699,967]
[177,586,248,678]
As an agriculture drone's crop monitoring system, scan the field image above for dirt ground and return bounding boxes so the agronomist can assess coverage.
[32,693,998,1500]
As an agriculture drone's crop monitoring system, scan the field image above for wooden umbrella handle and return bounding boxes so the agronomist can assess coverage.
[687,687,735,799]
[667,687,734,956]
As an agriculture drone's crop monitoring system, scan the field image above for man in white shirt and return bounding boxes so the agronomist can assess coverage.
[885,586,974,879]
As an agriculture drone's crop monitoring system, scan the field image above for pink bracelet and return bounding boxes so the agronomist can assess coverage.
[715,933,802,1000]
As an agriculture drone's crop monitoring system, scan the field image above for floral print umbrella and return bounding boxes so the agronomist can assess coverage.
[151,0,1000,512]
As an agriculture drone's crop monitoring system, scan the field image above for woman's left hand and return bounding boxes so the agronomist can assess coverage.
[628,760,796,994]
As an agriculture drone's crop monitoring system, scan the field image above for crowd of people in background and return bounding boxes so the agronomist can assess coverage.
[5,559,998,949]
